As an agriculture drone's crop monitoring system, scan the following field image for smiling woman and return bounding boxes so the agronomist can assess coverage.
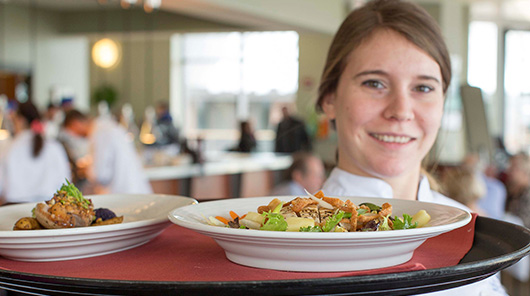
[315,0,506,295]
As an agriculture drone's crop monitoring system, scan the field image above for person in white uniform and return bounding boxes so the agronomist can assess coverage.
[315,0,507,295]
[62,110,152,195]
[0,101,70,204]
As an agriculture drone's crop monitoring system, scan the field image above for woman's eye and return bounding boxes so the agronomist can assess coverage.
[415,85,434,93]
[362,80,384,89]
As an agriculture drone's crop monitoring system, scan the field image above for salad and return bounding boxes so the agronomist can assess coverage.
[207,191,431,232]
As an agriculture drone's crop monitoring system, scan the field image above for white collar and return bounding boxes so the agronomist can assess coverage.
[322,167,435,201]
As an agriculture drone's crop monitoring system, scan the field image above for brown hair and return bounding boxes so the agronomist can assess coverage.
[17,101,44,158]
[316,0,452,111]
[286,152,318,181]
[63,109,88,128]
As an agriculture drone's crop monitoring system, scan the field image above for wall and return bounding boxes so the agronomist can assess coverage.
[0,3,89,111]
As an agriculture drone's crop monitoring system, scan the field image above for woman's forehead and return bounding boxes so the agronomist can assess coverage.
[344,29,441,77]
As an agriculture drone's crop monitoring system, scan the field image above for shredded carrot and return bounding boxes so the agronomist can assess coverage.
[215,216,229,225]
[229,211,239,220]
[240,214,247,220]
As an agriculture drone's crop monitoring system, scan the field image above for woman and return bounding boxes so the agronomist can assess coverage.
[317,0,506,295]
[0,101,70,204]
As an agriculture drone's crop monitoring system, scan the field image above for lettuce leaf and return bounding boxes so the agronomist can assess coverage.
[322,210,344,232]
[260,212,287,231]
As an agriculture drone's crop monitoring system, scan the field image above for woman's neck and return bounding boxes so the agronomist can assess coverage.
[383,172,421,200]
[337,163,421,200]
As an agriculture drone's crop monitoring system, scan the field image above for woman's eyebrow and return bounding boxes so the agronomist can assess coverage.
[354,70,387,78]
[354,70,441,84]
[417,75,441,84]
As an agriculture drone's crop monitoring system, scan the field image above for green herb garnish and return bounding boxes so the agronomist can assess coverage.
[58,179,90,209]
[393,214,417,230]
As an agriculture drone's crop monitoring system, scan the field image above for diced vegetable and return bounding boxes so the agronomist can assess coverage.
[208,216,226,227]
[215,216,229,225]
[240,219,261,230]
[229,211,239,220]
[411,210,431,228]
[241,212,265,225]
[240,212,264,230]
[285,217,315,232]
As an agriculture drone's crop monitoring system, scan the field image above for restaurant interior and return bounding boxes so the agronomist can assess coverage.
[1,0,530,295]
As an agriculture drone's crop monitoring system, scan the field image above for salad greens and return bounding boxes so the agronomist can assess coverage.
[260,212,288,231]
[393,214,417,230]
[322,210,345,232]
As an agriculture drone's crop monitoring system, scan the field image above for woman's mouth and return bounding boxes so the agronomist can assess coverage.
[370,133,414,144]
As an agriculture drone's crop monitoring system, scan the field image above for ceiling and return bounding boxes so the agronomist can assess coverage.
[5,0,530,35]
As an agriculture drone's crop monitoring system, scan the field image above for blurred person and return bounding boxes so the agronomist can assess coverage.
[58,109,90,167]
[462,153,507,220]
[439,166,487,216]
[504,152,530,228]
[315,0,506,295]
[497,152,530,282]
[270,152,325,196]
[274,106,312,153]
[154,101,180,147]
[62,109,152,194]
[230,120,256,153]
[43,102,63,139]
[0,101,70,204]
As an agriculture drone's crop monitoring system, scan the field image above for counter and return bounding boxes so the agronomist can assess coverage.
[145,152,293,200]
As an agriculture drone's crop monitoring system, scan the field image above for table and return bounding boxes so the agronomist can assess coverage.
[0,217,529,296]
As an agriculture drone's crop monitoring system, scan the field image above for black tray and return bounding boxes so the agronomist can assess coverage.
[1,216,529,296]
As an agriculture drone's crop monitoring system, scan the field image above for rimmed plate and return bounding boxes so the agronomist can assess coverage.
[0,194,197,262]
[169,196,471,272]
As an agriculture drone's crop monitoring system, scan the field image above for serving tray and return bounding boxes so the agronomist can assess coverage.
[0,216,529,296]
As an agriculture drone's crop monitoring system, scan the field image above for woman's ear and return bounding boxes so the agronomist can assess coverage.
[321,93,336,120]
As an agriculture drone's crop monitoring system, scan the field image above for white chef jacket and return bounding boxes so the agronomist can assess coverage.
[322,167,508,296]
[90,118,152,194]
[0,130,71,203]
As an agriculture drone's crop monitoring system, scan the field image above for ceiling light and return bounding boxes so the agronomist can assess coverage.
[92,38,121,69]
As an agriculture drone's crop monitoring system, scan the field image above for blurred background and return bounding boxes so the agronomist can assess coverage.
[2,0,530,294]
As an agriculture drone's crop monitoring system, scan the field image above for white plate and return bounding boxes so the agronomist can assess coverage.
[169,196,471,272]
[0,194,197,262]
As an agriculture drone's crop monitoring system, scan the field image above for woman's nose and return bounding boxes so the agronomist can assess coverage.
[383,90,415,121]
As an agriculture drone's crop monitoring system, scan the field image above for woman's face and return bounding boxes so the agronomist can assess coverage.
[322,29,444,180]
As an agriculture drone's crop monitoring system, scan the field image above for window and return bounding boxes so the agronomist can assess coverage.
[170,31,299,151]
[504,29,530,153]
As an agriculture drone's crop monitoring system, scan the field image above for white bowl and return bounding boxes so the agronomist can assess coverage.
[169,196,471,272]
[0,194,197,261]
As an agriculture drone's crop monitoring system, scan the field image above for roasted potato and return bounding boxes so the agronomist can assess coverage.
[91,216,124,226]
[13,217,43,230]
